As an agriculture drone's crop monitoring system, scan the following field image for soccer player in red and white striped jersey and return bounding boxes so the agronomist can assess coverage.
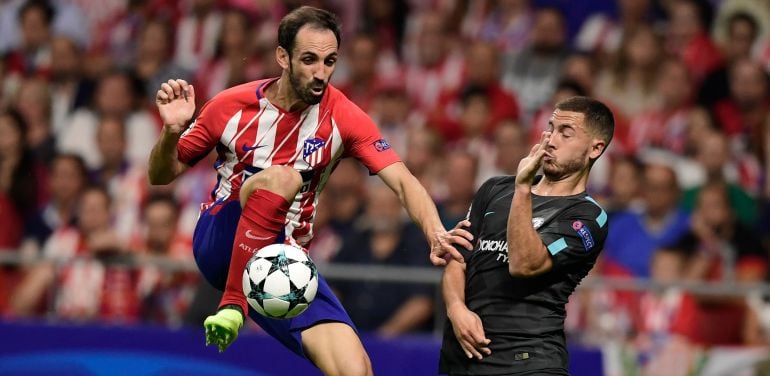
[148,6,472,375]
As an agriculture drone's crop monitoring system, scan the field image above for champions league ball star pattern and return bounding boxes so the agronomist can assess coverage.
[242,244,319,319]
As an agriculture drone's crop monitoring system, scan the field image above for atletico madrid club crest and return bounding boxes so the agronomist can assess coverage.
[302,138,326,167]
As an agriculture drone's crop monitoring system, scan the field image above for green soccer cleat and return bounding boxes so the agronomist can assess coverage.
[204,307,244,353]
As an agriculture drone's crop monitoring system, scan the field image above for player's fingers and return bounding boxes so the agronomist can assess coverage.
[167,79,182,97]
[430,252,447,266]
[446,245,465,263]
[458,341,474,359]
[176,78,189,88]
[453,219,471,230]
[186,84,195,101]
[161,82,175,98]
[451,228,474,242]
[448,235,473,251]
[477,345,492,356]
[460,339,483,359]
[156,90,169,103]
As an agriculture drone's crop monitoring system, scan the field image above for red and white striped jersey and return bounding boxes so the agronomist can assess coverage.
[177,78,400,247]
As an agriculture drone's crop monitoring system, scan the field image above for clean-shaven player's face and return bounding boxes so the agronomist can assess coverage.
[543,110,601,181]
[288,26,338,105]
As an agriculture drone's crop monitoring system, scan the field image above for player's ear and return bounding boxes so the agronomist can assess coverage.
[276,46,290,70]
[589,138,606,160]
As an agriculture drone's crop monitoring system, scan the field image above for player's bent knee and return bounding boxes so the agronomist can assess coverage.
[241,166,302,204]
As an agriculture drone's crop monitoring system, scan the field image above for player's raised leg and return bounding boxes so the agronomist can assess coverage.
[302,322,373,376]
[205,165,302,351]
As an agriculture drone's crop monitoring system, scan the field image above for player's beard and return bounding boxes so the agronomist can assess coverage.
[289,61,326,105]
[542,150,588,181]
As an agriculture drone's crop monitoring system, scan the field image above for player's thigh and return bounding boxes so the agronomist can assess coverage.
[240,166,302,205]
[301,322,372,376]
[191,200,241,290]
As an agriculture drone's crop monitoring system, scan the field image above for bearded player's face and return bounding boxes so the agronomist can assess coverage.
[288,26,338,105]
[542,110,593,181]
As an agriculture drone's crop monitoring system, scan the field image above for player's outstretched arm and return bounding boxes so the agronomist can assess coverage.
[377,162,473,266]
[148,79,196,185]
[443,260,491,359]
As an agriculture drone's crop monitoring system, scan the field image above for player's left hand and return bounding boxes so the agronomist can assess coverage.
[515,131,551,186]
[430,221,474,266]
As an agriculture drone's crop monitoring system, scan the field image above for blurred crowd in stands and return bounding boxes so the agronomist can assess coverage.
[1,0,770,371]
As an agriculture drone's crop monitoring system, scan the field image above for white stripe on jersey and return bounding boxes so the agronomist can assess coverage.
[214,110,243,200]
[266,111,309,164]
[232,106,266,161]
[214,153,239,200]
[283,105,321,245]
[223,110,243,148]
[250,99,282,166]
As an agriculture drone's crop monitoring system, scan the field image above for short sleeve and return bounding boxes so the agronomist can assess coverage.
[334,98,400,174]
[538,201,609,271]
[177,100,220,166]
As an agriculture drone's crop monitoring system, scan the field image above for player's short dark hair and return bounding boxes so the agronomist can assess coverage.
[278,6,341,57]
[555,96,614,149]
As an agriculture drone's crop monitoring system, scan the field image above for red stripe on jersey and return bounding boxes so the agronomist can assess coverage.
[225,101,263,197]
[269,112,305,165]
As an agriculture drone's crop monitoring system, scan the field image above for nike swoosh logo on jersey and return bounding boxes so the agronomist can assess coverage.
[484,211,495,217]
[241,143,267,152]
[245,230,273,240]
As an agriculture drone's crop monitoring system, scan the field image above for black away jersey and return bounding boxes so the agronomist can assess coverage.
[440,176,608,375]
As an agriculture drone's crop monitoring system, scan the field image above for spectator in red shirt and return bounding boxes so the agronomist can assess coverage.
[404,10,464,112]
[4,0,54,80]
[10,186,140,323]
[336,33,383,113]
[713,58,770,141]
[134,193,197,325]
[633,247,703,375]
[433,42,519,141]
[664,0,722,84]
[628,58,695,155]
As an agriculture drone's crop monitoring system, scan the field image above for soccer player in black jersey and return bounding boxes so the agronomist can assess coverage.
[439,96,614,375]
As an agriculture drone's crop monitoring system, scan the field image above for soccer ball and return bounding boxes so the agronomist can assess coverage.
[242,243,318,319]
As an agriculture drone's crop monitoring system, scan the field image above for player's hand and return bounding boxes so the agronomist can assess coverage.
[429,222,474,266]
[448,305,491,360]
[515,131,551,187]
[156,79,195,134]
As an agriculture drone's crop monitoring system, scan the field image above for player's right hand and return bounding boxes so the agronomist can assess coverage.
[448,305,491,360]
[156,79,195,134]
